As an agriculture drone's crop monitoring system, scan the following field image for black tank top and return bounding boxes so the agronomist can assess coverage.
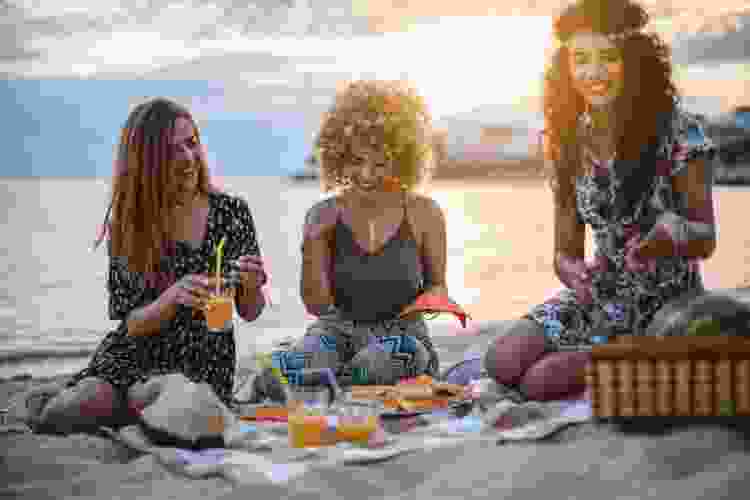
[331,192,426,322]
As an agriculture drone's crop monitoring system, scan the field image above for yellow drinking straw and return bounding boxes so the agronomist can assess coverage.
[215,236,227,296]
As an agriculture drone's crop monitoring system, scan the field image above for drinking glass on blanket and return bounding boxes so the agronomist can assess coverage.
[284,368,379,448]
[284,370,336,415]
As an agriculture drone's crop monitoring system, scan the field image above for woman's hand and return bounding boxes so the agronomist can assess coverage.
[556,254,594,305]
[229,255,268,292]
[624,234,659,274]
[159,274,214,309]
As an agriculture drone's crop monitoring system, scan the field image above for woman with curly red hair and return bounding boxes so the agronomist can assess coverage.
[483,0,717,401]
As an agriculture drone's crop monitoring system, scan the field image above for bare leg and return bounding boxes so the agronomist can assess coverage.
[35,377,120,435]
[520,351,590,401]
[482,319,549,386]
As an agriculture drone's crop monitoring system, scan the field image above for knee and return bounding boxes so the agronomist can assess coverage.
[520,351,590,401]
[483,319,548,386]
[37,377,118,434]
[408,337,431,376]
[287,333,338,371]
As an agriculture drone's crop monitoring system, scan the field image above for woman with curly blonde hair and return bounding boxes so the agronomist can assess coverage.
[269,80,447,387]
[482,0,717,401]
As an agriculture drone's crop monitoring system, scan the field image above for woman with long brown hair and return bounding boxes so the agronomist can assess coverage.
[483,0,717,401]
[28,98,268,434]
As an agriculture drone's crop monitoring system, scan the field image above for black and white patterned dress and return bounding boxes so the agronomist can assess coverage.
[67,191,261,404]
[526,108,714,347]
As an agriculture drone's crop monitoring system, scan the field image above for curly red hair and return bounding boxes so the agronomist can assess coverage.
[542,0,679,212]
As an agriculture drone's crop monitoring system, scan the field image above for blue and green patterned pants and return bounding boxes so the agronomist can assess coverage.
[273,315,439,385]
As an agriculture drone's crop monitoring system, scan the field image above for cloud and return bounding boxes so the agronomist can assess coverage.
[1,0,377,77]
[6,0,750,78]
[4,0,749,122]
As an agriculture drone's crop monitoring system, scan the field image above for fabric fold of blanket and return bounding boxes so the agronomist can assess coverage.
[103,376,593,487]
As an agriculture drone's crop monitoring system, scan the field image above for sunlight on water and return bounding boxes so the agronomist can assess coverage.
[2,178,749,377]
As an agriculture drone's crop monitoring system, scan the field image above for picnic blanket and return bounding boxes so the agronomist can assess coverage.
[103,377,593,486]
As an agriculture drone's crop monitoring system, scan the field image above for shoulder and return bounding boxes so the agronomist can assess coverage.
[211,190,253,217]
[303,196,339,225]
[407,193,445,225]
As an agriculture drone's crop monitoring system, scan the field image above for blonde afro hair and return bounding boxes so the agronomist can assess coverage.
[314,80,435,192]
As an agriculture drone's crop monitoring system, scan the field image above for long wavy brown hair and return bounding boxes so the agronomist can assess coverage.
[93,98,212,289]
[542,0,679,215]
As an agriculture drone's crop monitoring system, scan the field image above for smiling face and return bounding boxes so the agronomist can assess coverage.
[169,116,202,202]
[567,32,624,108]
[342,147,397,195]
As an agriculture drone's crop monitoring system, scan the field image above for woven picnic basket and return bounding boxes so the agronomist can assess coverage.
[586,336,750,417]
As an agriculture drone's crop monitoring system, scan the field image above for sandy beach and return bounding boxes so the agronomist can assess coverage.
[3,177,750,499]
[4,318,750,500]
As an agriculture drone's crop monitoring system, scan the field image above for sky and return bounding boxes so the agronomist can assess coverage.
[2,0,749,177]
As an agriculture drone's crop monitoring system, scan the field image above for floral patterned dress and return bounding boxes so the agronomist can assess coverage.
[66,191,261,404]
[526,108,714,347]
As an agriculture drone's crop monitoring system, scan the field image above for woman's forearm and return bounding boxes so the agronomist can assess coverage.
[301,273,335,317]
[641,212,717,260]
[301,237,336,318]
[126,297,177,337]
[236,286,265,322]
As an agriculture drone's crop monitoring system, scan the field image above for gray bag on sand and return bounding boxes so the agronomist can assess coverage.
[646,291,750,337]
[137,374,238,450]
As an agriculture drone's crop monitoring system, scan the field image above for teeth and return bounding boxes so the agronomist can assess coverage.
[590,82,609,92]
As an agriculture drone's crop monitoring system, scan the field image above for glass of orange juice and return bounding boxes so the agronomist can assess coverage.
[203,283,236,333]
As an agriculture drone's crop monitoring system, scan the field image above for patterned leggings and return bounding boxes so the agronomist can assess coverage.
[274,316,439,385]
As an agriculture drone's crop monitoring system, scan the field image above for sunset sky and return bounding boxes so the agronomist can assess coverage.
[2,0,748,176]
[4,1,748,114]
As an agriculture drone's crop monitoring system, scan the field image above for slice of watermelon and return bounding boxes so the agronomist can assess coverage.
[399,293,471,328]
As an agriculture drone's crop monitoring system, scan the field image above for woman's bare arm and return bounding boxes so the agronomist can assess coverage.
[553,181,587,282]
[637,158,717,260]
[301,238,336,316]
[127,298,178,337]
[300,200,339,317]
[417,195,448,295]
[547,135,586,284]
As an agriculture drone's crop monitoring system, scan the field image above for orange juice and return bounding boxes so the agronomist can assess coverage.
[288,415,378,448]
[204,294,233,331]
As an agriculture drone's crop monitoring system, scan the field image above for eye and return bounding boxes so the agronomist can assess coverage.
[602,51,621,63]
[573,53,590,65]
